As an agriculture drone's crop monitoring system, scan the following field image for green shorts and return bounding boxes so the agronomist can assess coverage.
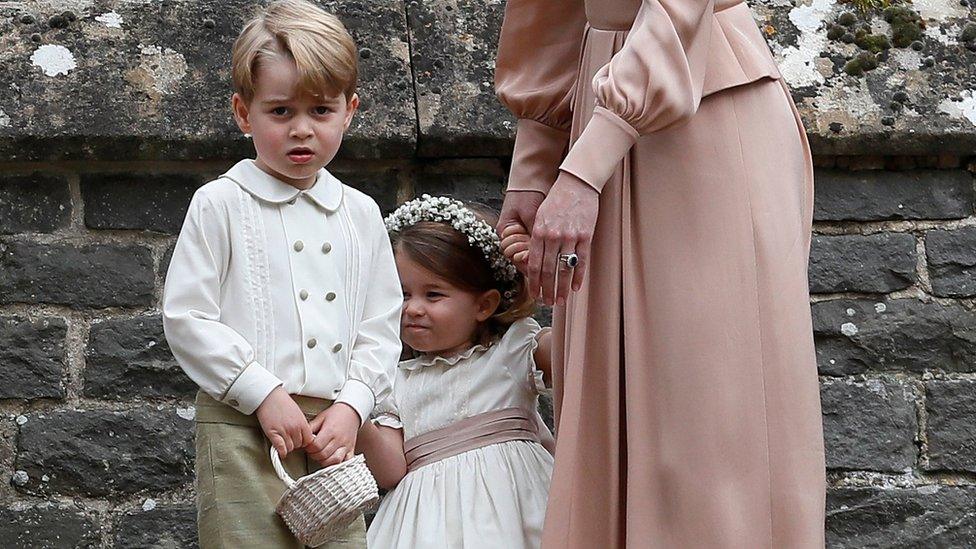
[194,391,366,549]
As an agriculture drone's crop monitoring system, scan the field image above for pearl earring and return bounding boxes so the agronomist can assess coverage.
[243,133,252,138]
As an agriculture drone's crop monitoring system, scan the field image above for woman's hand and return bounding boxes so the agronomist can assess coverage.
[527,172,599,306]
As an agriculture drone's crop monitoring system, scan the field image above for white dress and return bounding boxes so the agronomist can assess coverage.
[367,318,554,549]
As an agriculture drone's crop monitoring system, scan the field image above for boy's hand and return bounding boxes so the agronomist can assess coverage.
[500,223,530,272]
[306,403,360,467]
[255,386,314,458]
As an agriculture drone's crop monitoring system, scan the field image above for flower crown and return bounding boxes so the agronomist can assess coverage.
[384,195,519,301]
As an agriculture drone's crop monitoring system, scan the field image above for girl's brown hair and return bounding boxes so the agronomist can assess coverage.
[391,203,534,347]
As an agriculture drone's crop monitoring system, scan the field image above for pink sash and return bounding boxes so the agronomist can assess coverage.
[404,407,542,472]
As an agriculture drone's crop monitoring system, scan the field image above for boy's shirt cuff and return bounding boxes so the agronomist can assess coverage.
[335,379,375,426]
[222,362,282,415]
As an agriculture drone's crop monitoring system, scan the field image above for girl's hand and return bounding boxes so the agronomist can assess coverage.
[255,386,314,458]
[500,223,531,272]
[528,172,599,306]
[306,403,360,467]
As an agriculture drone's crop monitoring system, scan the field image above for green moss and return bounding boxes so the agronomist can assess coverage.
[844,0,896,13]
[837,11,859,26]
[961,23,976,43]
[855,30,892,53]
[843,51,879,76]
[883,6,924,48]
[827,24,847,40]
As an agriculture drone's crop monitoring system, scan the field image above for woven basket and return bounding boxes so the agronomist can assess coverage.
[272,448,379,547]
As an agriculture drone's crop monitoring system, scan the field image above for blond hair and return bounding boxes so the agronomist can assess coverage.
[232,0,358,102]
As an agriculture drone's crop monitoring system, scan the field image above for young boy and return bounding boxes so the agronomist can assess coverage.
[162,2,401,547]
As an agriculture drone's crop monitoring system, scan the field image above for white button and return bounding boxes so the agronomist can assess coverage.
[307,338,317,349]
[321,242,332,254]
[332,343,343,353]
[325,292,337,302]
[299,289,309,300]
[293,240,304,252]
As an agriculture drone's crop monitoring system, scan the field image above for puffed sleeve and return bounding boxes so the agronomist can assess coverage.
[494,0,587,195]
[496,318,546,395]
[559,0,715,192]
[162,190,282,415]
[371,387,403,430]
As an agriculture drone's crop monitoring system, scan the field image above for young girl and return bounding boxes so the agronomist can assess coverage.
[356,195,554,549]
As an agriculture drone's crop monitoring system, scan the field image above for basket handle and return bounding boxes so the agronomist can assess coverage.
[269,447,297,489]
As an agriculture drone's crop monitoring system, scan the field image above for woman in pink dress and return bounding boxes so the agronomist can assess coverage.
[494,0,827,547]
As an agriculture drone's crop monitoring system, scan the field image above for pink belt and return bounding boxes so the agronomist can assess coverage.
[403,407,541,472]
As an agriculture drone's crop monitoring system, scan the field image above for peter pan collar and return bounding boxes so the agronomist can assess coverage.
[399,343,489,371]
[222,159,343,212]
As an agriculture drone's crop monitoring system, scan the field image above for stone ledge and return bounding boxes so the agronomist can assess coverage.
[1,1,973,160]
[0,0,415,161]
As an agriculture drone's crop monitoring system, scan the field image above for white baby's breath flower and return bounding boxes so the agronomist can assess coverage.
[385,195,519,304]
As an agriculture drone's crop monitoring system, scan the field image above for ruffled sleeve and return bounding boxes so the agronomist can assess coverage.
[495,0,588,194]
[496,317,546,396]
[560,0,715,193]
[371,388,403,430]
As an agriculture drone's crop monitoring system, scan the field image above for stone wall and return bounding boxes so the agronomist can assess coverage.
[1,0,975,547]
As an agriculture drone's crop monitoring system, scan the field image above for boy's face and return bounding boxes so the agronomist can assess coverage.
[232,55,358,189]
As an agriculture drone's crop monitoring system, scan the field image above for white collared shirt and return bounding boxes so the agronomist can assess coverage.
[162,159,402,422]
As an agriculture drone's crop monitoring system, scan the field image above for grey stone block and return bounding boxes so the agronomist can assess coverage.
[821,377,917,472]
[84,315,195,400]
[0,506,101,548]
[926,227,976,298]
[925,379,976,472]
[813,169,975,221]
[15,409,194,497]
[809,234,917,294]
[0,316,66,400]
[812,299,976,375]
[0,240,155,308]
[826,486,976,548]
[0,173,72,234]
[81,173,202,233]
[114,505,198,549]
